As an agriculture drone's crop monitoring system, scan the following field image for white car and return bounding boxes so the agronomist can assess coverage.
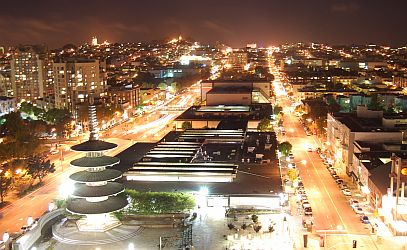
[350,199,359,207]
[50,149,59,155]
[354,207,364,215]
[342,189,352,196]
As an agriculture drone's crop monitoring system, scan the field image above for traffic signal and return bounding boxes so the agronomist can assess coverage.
[353,240,357,248]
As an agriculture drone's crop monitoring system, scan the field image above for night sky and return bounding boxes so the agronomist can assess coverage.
[1,0,405,48]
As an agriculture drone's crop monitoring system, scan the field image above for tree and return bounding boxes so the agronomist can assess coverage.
[0,112,42,161]
[170,82,180,93]
[0,169,12,204]
[158,82,167,91]
[278,141,293,156]
[368,94,384,111]
[26,156,55,183]
[125,190,195,214]
[273,105,283,115]
[257,117,274,132]
[181,121,192,131]
[315,117,327,136]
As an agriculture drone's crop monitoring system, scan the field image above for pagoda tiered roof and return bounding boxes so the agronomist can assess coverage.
[71,140,117,152]
[69,169,122,183]
[70,156,120,168]
[72,182,125,198]
[67,196,128,215]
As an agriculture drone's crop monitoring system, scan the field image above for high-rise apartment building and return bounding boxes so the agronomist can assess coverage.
[228,51,248,70]
[53,58,107,111]
[0,72,13,97]
[10,45,52,102]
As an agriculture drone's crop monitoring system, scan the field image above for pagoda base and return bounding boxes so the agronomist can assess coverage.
[76,214,121,232]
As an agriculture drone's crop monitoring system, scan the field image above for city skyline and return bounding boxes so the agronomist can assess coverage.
[1,0,406,48]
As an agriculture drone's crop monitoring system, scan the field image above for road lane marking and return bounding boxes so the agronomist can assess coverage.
[285,106,348,232]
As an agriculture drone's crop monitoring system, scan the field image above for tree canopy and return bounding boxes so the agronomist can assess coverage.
[181,121,192,131]
[125,189,195,214]
[278,141,293,156]
[257,117,274,132]
[26,155,55,183]
[0,169,12,204]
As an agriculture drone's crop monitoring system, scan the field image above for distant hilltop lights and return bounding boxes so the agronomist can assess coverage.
[91,36,110,46]
[168,35,183,44]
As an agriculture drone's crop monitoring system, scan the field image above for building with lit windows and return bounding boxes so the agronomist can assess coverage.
[228,51,248,70]
[0,72,12,97]
[10,45,52,102]
[53,58,107,111]
[106,84,140,110]
[327,106,405,175]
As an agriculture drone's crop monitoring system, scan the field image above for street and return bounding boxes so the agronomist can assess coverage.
[0,83,200,235]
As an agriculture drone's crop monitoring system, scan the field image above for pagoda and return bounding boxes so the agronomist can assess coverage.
[66,98,128,232]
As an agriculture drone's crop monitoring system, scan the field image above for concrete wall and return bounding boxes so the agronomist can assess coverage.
[229,196,280,209]
[206,93,251,106]
[175,120,220,130]
[12,209,64,250]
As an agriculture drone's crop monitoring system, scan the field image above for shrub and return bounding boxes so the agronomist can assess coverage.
[125,189,195,214]
[254,225,262,233]
[251,214,259,223]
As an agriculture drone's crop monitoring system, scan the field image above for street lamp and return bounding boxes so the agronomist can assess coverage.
[27,216,34,227]
[48,202,55,212]
[2,232,9,242]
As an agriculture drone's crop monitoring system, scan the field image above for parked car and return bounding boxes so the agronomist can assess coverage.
[288,163,297,169]
[307,147,313,152]
[350,199,359,207]
[354,207,364,215]
[50,149,59,155]
[335,179,344,185]
[302,202,311,209]
[332,174,339,180]
[342,189,352,196]
[360,215,370,224]
[304,207,313,216]
[297,190,306,195]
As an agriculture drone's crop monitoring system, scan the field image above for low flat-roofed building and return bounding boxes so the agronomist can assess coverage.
[174,104,272,131]
[121,131,281,209]
[201,80,271,104]
[206,88,252,106]
[327,106,404,174]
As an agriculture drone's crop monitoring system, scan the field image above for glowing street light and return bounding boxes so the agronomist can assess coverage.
[48,202,55,212]
[27,216,34,227]
[2,232,9,242]
[58,180,75,198]
[128,243,135,250]
[199,186,209,196]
